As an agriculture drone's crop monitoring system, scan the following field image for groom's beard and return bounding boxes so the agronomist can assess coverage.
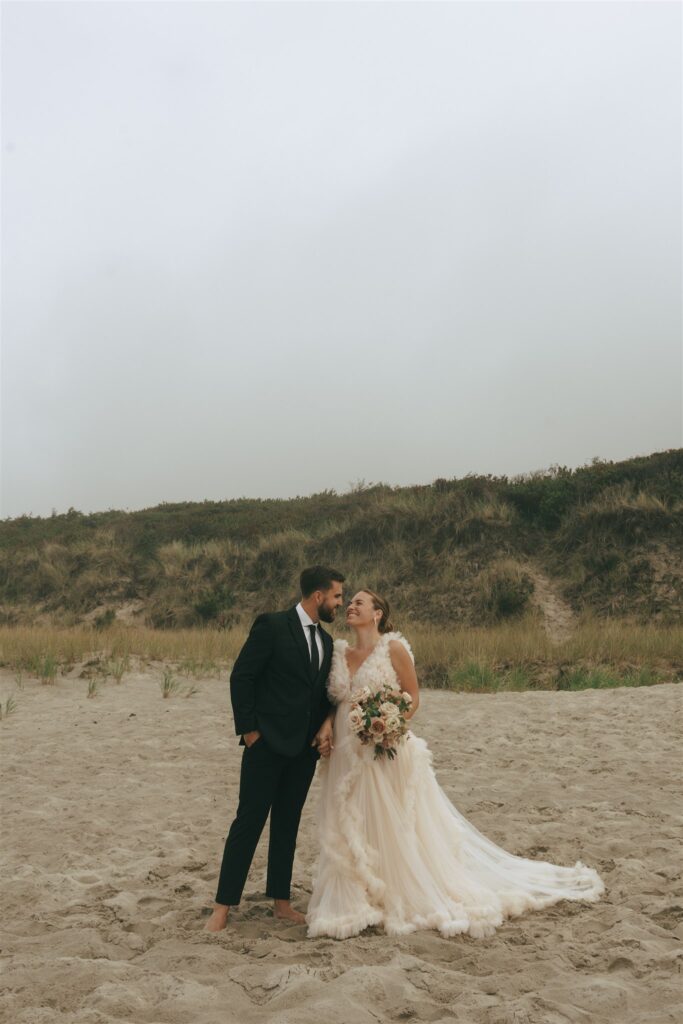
[318,605,336,624]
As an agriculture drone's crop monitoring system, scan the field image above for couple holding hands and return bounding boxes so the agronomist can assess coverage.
[206,565,604,940]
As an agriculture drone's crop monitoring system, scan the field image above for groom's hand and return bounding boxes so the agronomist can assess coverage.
[312,722,334,758]
[243,730,261,748]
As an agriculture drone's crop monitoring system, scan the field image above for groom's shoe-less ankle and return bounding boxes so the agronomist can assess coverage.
[204,904,231,932]
[272,900,306,924]
[205,901,305,928]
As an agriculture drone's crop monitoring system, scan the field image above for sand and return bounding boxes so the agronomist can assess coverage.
[1,662,681,1024]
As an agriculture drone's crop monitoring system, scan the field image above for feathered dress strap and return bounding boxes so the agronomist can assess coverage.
[326,638,351,705]
[381,630,415,664]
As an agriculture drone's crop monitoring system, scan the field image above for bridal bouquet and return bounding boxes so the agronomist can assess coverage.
[348,684,413,760]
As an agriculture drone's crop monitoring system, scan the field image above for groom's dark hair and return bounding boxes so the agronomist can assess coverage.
[300,565,345,597]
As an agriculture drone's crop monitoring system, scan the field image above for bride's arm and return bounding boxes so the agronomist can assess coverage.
[388,640,420,719]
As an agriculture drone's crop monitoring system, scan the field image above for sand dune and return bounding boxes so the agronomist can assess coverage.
[1,663,681,1023]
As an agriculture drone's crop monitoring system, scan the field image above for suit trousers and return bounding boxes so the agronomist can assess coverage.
[215,736,319,905]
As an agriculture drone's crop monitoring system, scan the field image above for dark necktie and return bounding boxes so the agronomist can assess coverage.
[308,624,320,678]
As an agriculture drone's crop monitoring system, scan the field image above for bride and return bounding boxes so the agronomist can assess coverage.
[306,589,605,940]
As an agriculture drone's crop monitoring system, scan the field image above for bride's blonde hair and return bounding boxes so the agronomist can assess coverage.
[362,589,395,634]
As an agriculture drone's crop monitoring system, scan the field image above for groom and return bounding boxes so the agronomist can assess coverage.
[205,565,345,931]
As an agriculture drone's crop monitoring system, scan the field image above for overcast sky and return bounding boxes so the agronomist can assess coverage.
[2,1,681,519]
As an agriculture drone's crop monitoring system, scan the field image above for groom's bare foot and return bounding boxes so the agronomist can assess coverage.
[204,903,231,931]
[272,899,306,924]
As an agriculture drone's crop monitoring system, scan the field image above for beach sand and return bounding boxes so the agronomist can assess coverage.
[1,663,681,1024]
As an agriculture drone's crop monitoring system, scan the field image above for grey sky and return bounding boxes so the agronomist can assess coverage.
[2,1,681,519]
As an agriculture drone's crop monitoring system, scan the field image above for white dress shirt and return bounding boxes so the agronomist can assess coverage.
[296,602,324,664]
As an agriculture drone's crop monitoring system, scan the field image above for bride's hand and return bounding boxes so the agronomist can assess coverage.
[313,720,334,758]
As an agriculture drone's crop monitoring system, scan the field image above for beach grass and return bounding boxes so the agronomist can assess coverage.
[0,617,679,692]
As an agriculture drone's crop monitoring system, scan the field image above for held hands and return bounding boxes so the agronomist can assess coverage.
[312,720,334,758]
[243,723,335,755]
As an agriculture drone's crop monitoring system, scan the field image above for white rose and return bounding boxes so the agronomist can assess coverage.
[348,708,363,731]
[401,691,413,704]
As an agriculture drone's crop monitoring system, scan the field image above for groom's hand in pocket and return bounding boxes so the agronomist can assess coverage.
[243,730,261,748]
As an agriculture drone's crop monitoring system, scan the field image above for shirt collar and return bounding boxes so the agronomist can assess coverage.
[296,602,319,629]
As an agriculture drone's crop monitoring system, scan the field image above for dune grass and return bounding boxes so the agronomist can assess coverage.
[2,451,681,631]
[0,617,679,693]
[0,624,245,675]
[0,694,18,719]
[443,661,671,693]
[408,616,682,679]
[159,668,182,698]
[555,665,663,690]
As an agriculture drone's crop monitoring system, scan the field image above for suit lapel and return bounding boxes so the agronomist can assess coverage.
[287,606,312,680]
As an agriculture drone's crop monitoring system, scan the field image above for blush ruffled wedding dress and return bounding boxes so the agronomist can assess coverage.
[305,631,605,940]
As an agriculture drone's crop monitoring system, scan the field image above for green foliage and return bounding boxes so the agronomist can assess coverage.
[94,608,116,629]
[194,584,236,624]
[35,652,58,684]
[474,561,535,622]
[505,469,578,529]
[159,668,181,698]
[444,662,667,693]
[555,667,617,690]
[559,484,680,547]
[0,695,18,720]
[449,662,498,690]
[250,530,309,587]
[107,655,130,683]
[0,449,681,627]
[446,663,534,692]
[554,666,664,690]
[505,451,683,529]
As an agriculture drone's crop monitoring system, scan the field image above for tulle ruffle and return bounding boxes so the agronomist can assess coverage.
[306,637,605,940]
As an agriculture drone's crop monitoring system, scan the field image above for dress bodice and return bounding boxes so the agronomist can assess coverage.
[326,631,415,705]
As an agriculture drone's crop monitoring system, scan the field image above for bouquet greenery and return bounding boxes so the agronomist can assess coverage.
[348,683,413,760]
